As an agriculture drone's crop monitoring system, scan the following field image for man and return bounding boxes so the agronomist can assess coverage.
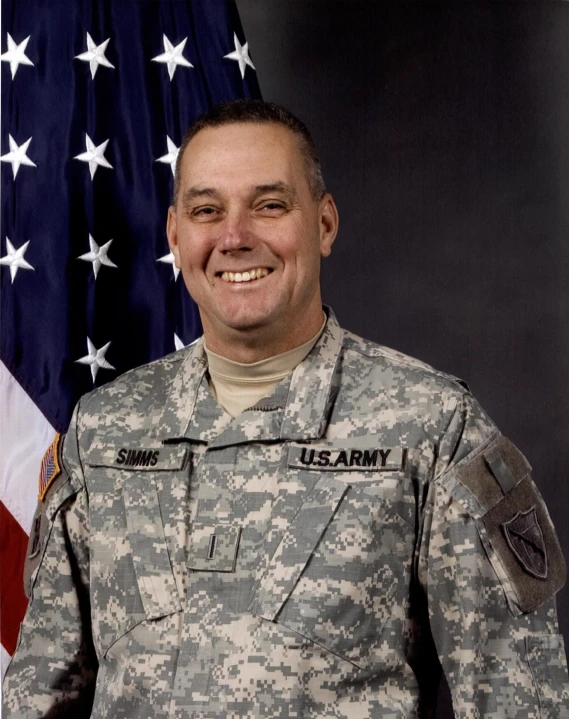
[3,100,569,717]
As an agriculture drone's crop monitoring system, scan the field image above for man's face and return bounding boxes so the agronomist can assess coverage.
[167,122,337,351]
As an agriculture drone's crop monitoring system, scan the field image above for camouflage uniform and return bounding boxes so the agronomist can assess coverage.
[4,308,569,717]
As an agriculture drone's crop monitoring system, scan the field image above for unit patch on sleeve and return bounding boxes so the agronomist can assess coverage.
[38,433,62,501]
[502,506,548,580]
[454,435,567,614]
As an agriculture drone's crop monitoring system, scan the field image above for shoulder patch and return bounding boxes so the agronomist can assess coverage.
[25,433,75,598]
[502,506,547,580]
[38,433,62,501]
[482,478,566,613]
[454,435,566,614]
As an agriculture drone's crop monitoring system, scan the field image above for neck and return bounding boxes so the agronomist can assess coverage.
[202,307,326,364]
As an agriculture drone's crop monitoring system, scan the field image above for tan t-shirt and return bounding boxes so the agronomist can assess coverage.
[205,317,326,418]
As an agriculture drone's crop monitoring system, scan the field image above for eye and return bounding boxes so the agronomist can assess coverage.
[191,206,218,221]
[257,201,287,215]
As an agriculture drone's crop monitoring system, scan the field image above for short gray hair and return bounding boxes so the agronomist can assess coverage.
[172,99,326,206]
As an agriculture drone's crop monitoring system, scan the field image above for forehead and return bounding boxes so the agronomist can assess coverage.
[180,122,306,187]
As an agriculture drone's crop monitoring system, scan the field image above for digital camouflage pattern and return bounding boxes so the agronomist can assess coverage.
[4,308,569,717]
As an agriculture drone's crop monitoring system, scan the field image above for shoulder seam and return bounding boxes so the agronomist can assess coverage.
[342,339,469,393]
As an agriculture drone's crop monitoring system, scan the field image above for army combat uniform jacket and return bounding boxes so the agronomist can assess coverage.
[4,309,569,717]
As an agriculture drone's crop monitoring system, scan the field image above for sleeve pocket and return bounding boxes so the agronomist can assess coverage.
[448,435,567,616]
[481,479,567,616]
[526,634,569,714]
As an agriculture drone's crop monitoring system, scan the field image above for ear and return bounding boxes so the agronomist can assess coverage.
[166,206,181,268]
[318,193,339,258]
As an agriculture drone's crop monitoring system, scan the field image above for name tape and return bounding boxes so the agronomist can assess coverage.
[288,445,406,471]
[86,444,189,471]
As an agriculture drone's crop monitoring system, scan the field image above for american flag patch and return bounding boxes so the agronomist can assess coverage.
[38,433,62,501]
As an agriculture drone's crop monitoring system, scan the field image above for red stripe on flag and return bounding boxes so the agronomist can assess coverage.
[0,501,29,656]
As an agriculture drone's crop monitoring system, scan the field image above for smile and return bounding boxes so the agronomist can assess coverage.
[218,268,272,283]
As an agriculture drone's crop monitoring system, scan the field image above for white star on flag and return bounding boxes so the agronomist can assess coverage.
[1,135,37,178]
[223,33,255,79]
[157,250,180,280]
[78,234,117,278]
[151,35,193,80]
[1,33,34,79]
[75,337,115,383]
[74,134,113,179]
[75,32,115,79]
[156,136,179,176]
[0,238,34,282]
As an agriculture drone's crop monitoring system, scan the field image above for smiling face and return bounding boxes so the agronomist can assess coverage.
[167,122,338,360]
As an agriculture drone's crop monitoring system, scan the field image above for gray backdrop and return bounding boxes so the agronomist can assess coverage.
[237,1,569,715]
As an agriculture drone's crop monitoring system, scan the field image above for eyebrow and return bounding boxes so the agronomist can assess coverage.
[254,183,296,201]
[182,187,219,203]
[181,182,297,207]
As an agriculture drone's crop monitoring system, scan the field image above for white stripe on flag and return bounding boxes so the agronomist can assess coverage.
[1,641,13,686]
[0,360,55,533]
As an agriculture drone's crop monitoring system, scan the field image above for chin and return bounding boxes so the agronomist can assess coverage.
[218,305,278,334]
[223,315,272,333]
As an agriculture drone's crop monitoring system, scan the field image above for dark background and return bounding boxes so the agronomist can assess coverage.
[236,1,569,715]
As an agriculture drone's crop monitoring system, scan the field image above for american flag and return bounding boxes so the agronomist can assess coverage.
[0,0,260,676]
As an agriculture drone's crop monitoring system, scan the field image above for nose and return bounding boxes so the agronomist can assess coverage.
[217,209,256,253]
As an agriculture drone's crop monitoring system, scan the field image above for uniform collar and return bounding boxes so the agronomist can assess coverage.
[280,307,343,440]
[154,306,344,444]
[153,338,208,440]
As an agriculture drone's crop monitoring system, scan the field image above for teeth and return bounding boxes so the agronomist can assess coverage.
[219,268,270,283]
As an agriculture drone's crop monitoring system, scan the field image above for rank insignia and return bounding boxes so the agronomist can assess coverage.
[502,506,548,580]
[38,433,62,501]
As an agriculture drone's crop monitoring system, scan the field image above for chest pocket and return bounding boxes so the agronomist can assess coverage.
[86,444,186,656]
[249,472,415,670]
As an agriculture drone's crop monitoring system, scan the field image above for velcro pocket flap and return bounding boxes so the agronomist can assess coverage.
[87,444,189,471]
[122,476,182,618]
[455,435,531,515]
[446,434,566,615]
[26,477,81,598]
[250,475,349,621]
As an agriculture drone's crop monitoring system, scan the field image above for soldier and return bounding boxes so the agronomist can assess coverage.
[3,99,569,717]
